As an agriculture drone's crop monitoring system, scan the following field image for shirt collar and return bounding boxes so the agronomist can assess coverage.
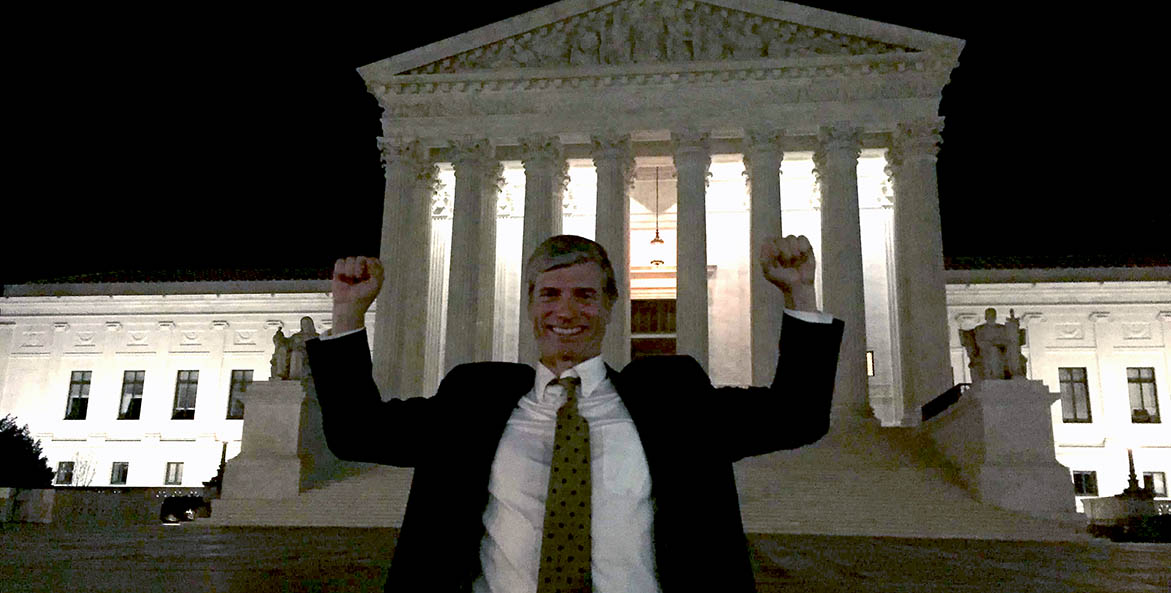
[535,355,607,401]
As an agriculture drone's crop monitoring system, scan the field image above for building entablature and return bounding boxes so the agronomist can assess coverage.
[946,281,1171,308]
[360,0,962,142]
[0,292,334,319]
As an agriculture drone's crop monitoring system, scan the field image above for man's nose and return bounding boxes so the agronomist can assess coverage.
[554,295,580,317]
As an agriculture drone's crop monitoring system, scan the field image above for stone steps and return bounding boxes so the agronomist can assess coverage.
[211,424,1089,541]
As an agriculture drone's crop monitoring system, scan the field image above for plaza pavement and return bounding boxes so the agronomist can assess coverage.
[1,524,1168,593]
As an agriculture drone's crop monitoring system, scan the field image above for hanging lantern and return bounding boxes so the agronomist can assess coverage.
[649,166,666,267]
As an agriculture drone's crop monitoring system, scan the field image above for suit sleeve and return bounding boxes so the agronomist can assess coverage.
[305,329,440,467]
[715,312,844,461]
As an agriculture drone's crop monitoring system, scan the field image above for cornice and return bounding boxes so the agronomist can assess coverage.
[369,50,956,99]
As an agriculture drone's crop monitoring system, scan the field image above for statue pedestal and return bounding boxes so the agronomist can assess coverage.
[923,379,1074,517]
[220,380,337,500]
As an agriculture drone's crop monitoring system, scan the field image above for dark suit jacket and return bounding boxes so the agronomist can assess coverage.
[306,313,843,592]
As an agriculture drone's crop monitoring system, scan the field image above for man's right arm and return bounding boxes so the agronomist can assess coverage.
[306,256,436,467]
[306,329,438,467]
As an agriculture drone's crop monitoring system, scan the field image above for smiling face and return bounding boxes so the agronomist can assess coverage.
[529,262,613,375]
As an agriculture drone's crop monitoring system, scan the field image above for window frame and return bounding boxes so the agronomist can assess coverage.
[55,461,75,485]
[227,369,252,420]
[64,371,92,420]
[630,298,677,361]
[118,370,145,420]
[110,462,129,485]
[172,370,199,420]
[1143,472,1167,497]
[1072,470,1098,496]
[1126,367,1160,424]
[1058,367,1092,423]
[164,462,183,485]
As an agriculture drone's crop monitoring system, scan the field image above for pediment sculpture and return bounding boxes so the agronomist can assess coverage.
[405,0,912,75]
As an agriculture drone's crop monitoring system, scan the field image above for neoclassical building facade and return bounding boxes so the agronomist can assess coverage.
[3,1,1166,521]
[363,0,964,432]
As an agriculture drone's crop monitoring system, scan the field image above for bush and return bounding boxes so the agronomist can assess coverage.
[0,414,53,488]
[1089,514,1171,543]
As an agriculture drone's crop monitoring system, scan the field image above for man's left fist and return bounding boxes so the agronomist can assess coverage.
[760,235,817,310]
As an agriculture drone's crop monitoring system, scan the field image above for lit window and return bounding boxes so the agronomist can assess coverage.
[118,371,145,420]
[1072,471,1098,496]
[164,462,183,485]
[1058,367,1091,423]
[64,371,91,420]
[630,299,676,361]
[1143,472,1167,497]
[110,462,129,485]
[1127,368,1160,423]
[172,371,199,420]
[56,461,75,485]
[866,351,875,377]
[227,370,252,420]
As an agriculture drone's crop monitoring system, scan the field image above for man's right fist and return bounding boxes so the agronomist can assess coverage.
[331,256,384,333]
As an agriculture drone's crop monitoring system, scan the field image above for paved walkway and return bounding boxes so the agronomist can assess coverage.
[1,524,1168,592]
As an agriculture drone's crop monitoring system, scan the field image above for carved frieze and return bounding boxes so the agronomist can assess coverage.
[1054,323,1084,340]
[1122,322,1152,340]
[19,330,47,349]
[405,0,912,76]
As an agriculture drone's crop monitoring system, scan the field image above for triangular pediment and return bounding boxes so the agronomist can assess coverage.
[359,0,963,82]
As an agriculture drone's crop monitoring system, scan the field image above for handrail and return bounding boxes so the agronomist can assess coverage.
[921,383,972,423]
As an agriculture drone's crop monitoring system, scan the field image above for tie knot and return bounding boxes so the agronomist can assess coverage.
[551,376,581,402]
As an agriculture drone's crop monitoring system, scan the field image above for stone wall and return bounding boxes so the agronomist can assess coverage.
[1,487,206,526]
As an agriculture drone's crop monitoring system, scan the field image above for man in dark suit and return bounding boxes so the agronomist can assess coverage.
[307,234,842,593]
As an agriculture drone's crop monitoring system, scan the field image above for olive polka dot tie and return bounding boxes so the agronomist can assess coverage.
[537,376,591,593]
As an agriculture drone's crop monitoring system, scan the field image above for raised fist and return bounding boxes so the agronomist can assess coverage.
[331,256,384,333]
[759,235,817,311]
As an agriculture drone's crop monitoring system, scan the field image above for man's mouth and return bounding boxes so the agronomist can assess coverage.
[549,326,585,336]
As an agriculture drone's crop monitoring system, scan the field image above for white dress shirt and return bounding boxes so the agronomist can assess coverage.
[472,355,659,593]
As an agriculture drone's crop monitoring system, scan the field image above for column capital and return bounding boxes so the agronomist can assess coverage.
[486,159,506,194]
[745,128,785,156]
[521,134,568,191]
[376,136,421,162]
[377,136,424,179]
[742,128,785,185]
[814,123,861,162]
[671,129,712,187]
[591,133,635,187]
[670,129,710,156]
[888,117,945,169]
[520,134,563,168]
[450,137,495,169]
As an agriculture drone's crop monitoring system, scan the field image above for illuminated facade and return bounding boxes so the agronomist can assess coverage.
[2,1,1166,525]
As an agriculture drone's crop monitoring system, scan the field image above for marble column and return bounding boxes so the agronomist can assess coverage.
[888,118,951,426]
[592,134,634,368]
[815,123,870,421]
[518,135,565,364]
[744,129,785,385]
[373,137,435,398]
[444,138,498,372]
[671,130,711,371]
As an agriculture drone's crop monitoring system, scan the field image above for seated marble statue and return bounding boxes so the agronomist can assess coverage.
[960,308,1027,381]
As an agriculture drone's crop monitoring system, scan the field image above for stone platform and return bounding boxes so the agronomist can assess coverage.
[1,524,1167,593]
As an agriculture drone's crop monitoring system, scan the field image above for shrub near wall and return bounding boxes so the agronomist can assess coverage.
[36,487,207,527]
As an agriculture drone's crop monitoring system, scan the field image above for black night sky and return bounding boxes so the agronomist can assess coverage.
[4,2,1161,288]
